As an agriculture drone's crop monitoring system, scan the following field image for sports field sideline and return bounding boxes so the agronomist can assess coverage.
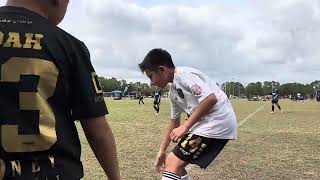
[77,98,320,180]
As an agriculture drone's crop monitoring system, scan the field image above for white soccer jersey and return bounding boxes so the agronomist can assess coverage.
[169,67,237,139]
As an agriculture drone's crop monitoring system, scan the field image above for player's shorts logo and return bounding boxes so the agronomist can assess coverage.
[191,84,202,95]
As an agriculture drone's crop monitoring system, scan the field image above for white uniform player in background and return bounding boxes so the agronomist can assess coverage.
[139,48,237,180]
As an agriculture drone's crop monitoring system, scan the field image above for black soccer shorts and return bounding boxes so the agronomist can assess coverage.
[173,133,229,169]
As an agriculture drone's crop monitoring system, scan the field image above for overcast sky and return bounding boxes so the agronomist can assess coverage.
[1,0,320,85]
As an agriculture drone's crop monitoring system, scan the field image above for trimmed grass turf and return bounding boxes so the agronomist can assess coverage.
[77,98,320,179]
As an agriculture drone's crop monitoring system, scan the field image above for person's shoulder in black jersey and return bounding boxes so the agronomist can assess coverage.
[0,1,120,179]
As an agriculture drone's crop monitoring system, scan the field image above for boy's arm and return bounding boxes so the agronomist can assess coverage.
[184,93,217,129]
[80,116,120,180]
[170,94,217,142]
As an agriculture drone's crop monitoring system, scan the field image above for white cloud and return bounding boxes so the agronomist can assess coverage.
[1,0,320,85]
[61,0,247,83]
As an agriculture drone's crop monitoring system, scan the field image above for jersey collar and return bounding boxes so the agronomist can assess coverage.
[171,67,182,88]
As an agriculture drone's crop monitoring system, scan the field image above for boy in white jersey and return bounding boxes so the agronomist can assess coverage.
[138,48,237,180]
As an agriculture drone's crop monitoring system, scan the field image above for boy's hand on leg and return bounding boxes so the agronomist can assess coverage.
[155,151,167,172]
[170,125,188,142]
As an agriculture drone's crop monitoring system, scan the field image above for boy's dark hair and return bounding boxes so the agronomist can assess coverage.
[138,48,175,72]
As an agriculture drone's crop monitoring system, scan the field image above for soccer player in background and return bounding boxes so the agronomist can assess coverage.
[271,88,282,113]
[0,0,120,179]
[139,48,237,180]
[153,89,161,115]
[138,92,145,105]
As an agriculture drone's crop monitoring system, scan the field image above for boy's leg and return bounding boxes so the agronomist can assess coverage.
[271,101,275,113]
[162,153,189,179]
[153,104,157,111]
[276,102,282,112]
[164,133,229,180]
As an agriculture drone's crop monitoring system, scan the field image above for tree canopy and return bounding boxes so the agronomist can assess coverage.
[98,76,319,98]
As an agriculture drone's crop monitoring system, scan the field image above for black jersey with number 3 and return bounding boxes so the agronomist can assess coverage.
[0,6,108,180]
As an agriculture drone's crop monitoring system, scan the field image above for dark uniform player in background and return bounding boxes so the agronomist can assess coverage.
[138,92,144,105]
[153,90,161,115]
[271,89,282,113]
[0,0,120,179]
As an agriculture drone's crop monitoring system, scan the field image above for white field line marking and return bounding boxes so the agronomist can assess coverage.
[237,103,267,128]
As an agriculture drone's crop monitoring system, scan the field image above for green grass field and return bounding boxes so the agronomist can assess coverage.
[77,98,320,180]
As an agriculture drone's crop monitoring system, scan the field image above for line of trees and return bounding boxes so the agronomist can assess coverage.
[223,80,320,97]
[98,76,320,98]
[98,77,168,96]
